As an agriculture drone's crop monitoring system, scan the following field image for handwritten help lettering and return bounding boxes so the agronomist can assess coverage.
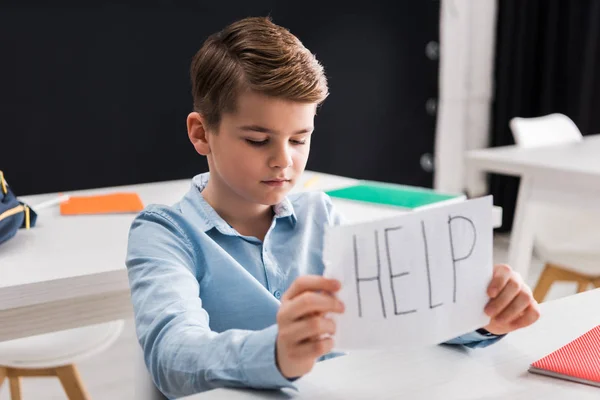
[354,217,476,318]
[323,196,493,350]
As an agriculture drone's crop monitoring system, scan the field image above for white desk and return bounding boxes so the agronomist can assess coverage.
[466,134,600,279]
[0,171,500,342]
[181,289,600,400]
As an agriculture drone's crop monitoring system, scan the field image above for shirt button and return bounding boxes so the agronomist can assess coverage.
[274,290,282,299]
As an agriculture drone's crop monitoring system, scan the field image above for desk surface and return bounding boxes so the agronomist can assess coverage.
[0,172,349,308]
[0,171,500,341]
[466,134,600,184]
[182,289,600,400]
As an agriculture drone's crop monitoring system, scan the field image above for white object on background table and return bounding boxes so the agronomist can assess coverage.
[324,197,493,350]
[179,289,600,400]
[510,113,583,148]
[30,194,70,211]
[467,134,600,279]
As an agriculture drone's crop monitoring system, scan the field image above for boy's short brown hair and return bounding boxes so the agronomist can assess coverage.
[190,16,329,130]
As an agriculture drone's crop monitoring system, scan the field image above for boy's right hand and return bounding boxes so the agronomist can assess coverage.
[275,276,345,379]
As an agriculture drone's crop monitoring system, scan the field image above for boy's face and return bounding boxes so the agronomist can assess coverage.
[201,91,316,206]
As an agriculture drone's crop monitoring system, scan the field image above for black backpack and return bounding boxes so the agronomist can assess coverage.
[0,170,37,245]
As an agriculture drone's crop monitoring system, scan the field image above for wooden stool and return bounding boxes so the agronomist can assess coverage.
[0,364,89,400]
[533,263,600,303]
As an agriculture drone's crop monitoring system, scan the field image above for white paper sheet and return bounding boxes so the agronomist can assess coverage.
[323,196,493,350]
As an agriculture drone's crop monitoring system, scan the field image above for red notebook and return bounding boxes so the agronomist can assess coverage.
[529,325,600,388]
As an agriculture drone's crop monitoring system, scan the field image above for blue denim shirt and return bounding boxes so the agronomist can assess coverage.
[126,173,500,399]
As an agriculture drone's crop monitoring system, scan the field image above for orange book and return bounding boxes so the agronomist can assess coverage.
[60,193,144,215]
[529,325,600,388]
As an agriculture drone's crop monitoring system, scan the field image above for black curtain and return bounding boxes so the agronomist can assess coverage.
[490,0,600,231]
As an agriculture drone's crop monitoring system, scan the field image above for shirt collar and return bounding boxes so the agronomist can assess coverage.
[180,172,297,235]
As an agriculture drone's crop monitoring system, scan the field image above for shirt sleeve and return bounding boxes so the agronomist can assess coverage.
[445,330,505,348]
[126,210,295,398]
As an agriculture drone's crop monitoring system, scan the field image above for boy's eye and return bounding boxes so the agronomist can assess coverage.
[245,139,268,146]
[291,139,307,145]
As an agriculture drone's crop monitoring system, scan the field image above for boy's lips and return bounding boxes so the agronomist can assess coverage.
[262,178,291,187]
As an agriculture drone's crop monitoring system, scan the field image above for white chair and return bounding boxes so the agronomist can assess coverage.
[509,113,600,302]
[0,320,124,400]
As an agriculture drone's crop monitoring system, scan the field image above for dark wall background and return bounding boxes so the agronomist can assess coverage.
[1,2,440,195]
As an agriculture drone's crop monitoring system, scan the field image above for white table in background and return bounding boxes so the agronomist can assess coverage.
[0,171,500,343]
[180,289,600,400]
[466,134,600,280]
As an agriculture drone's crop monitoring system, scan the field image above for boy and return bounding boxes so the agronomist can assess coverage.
[126,16,540,399]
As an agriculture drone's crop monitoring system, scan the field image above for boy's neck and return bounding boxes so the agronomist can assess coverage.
[201,177,274,241]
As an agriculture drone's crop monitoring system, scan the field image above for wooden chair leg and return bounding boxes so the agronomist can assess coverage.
[2,367,58,400]
[55,364,90,400]
[577,280,590,293]
[533,264,557,303]
[0,367,6,389]
[7,367,56,377]
[9,376,22,400]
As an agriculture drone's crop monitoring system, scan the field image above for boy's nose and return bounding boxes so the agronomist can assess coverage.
[270,146,293,169]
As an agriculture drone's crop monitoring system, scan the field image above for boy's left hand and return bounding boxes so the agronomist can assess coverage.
[482,264,541,336]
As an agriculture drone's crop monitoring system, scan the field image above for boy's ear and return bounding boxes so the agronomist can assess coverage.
[187,112,211,156]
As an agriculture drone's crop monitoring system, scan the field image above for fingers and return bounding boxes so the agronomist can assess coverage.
[279,292,345,324]
[483,265,540,335]
[493,290,532,324]
[485,277,521,317]
[288,337,335,360]
[487,264,512,298]
[509,304,541,330]
[283,316,337,344]
[275,276,343,379]
[282,276,341,301]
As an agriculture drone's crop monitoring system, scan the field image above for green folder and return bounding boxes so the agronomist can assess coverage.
[325,181,461,210]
